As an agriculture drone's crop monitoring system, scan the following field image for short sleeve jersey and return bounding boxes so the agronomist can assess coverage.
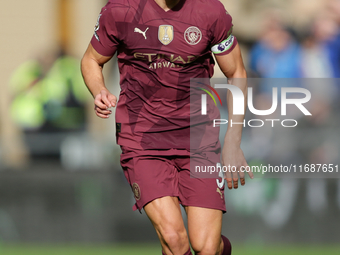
[91,0,237,150]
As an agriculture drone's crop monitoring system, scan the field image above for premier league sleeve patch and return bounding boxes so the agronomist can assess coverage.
[211,35,235,54]
[94,14,102,41]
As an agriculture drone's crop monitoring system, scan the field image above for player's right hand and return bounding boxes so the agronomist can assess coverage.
[94,89,117,119]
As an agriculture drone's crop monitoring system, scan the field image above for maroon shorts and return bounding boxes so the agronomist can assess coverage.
[120,146,226,213]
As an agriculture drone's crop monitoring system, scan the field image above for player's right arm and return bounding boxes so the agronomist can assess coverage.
[81,6,119,119]
[81,44,116,119]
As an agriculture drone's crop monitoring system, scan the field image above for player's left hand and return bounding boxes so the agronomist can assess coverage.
[221,144,254,189]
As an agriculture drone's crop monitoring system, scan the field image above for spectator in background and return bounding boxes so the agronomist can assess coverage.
[249,9,302,102]
[300,9,339,122]
[9,49,89,132]
[300,13,339,78]
[326,0,340,78]
[249,12,301,81]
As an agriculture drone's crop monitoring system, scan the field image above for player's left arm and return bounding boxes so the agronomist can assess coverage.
[215,44,254,189]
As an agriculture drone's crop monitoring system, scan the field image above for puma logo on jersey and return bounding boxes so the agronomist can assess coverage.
[216,188,223,199]
[134,27,149,39]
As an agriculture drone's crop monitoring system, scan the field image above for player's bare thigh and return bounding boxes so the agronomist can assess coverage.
[185,206,223,255]
[144,196,190,255]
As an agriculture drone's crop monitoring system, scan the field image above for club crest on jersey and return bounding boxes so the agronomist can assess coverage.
[94,14,102,41]
[158,25,174,45]
[184,26,202,45]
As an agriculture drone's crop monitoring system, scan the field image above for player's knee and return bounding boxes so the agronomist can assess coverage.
[191,239,220,255]
[161,228,188,250]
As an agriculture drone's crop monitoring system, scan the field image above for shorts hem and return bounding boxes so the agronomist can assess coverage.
[134,192,180,213]
[180,202,227,214]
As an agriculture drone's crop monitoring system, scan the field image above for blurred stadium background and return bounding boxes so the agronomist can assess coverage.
[0,0,340,254]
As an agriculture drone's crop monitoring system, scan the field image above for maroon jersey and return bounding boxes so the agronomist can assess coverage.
[91,0,237,150]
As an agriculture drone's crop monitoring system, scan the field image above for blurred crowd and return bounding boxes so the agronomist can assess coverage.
[246,0,340,158]
[249,0,340,80]
[9,49,88,132]
[242,1,340,225]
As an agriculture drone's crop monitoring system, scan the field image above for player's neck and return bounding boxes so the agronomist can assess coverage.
[153,0,181,11]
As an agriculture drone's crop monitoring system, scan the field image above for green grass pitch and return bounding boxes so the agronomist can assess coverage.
[0,244,339,255]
